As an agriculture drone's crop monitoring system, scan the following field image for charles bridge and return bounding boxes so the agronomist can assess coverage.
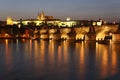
[38,25,120,42]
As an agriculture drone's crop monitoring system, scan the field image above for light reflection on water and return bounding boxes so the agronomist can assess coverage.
[0,39,120,80]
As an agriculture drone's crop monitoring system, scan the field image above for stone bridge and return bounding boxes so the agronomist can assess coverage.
[38,25,120,42]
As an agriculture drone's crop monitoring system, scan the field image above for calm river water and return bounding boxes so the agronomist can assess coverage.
[0,39,120,80]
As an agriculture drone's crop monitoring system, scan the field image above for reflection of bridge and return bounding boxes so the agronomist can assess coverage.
[37,25,120,42]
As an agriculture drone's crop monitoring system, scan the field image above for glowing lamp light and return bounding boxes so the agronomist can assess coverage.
[109,32,112,36]
[66,17,70,21]
[5,34,9,37]
[93,22,96,26]
[97,22,102,26]
[18,24,21,28]
[23,34,25,37]
[113,21,116,24]
[104,21,107,24]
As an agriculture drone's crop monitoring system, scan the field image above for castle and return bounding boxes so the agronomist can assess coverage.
[7,11,103,27]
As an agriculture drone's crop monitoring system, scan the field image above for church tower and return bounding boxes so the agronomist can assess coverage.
[37,10,45,20]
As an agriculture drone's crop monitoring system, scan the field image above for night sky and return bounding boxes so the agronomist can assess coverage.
[0,0,120,22]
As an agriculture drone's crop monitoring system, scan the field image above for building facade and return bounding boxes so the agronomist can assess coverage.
[7,11,103,27]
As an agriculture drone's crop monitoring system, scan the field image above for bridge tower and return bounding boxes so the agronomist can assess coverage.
[85,21,96,41]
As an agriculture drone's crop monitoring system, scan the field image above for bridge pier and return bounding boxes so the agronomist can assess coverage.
[85,25,96,41]
[40,33,49,39]
[85,34,96,41]
[49,34,61,40]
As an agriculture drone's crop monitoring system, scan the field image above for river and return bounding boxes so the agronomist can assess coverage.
[0,39,120,80]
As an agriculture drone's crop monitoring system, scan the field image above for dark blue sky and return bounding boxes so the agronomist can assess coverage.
[0,0,120,22]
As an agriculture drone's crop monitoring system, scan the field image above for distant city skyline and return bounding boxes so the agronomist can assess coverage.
[0,0,120,22]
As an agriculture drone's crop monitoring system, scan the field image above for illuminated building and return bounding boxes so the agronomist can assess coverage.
[6,11,103,27]
[7,17,13,25]
[7,11,60,26]
[92,19,103,26]
[59,20,77,27]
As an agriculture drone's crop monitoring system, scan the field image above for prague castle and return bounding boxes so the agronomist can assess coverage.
[7,11,60,26]
[7,11,103,27]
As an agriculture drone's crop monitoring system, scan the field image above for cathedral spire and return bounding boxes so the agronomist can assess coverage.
[41,10,45,20]
[42,10,45,16]
[37,10,45,20]
[37,12,39,16]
